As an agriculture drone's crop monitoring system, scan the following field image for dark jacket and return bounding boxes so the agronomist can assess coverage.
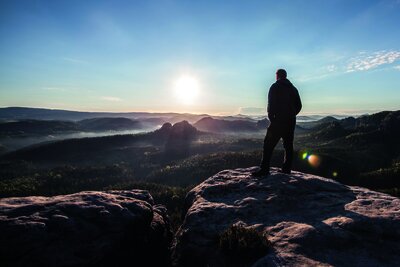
[267,78,302,121]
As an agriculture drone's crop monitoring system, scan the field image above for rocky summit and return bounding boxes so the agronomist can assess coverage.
[173,167,400,267]
[0,190,172,267]
[1,168,399,267]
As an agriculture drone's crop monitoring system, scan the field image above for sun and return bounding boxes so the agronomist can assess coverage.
[174,75,200,104]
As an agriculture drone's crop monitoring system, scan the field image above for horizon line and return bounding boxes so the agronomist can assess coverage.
[0,105,399,117]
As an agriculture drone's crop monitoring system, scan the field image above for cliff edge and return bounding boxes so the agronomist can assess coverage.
[173,167,400,267]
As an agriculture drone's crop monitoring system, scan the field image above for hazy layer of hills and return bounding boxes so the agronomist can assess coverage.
[0,109,399,196]
[0,106,352,121]
[0,107,267,151]
[0,107,343,142]
[0,107,247,123]
[0,116,263,139]
[194,117,261,133]
[0,117,146,137]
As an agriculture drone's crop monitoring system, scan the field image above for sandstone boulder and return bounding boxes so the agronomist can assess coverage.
[173,167,400,267]
[0,190,172,267]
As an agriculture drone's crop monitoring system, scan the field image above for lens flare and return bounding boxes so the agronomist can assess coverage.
[308,154,321,167]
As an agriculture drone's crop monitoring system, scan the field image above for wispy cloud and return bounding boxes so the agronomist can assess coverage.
[300,50,400,81]
[62,57,88,64]
[325,65,337,72]
[101,96,122,102]
[346,50,400,72]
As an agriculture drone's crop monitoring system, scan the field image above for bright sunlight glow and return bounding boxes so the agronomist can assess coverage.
[174,75,200,104]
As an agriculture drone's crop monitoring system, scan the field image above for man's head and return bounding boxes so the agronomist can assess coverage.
[276,69,287,80]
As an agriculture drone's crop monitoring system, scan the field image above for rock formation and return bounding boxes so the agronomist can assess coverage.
[0,190,172,267]
[164,121,199,157]
[173,167,400,267]
[194,117,260,133]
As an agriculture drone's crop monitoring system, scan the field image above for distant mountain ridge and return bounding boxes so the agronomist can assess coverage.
[0,107,245,123]
[0,118,144,137]
[0,106,362,123]
[0,107,209,123]
[305,110,400,141]
[78,117,141,131]
[194,117,261,133]
[3,110,399,162]
[1,120,203,164]
[0,119,78,136]
[297,116,339,129]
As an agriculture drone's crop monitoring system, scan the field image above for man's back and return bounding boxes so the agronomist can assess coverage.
[252,69,302,177]
[268,78,302,121]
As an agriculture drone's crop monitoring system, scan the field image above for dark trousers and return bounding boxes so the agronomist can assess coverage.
[260,118,296,172]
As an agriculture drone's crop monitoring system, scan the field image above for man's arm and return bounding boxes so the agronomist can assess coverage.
[267,85,276,121]
[294,88,302,115]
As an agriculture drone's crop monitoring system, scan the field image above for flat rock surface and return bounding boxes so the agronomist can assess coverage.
[173,167,400,267]
[0,190,172,267]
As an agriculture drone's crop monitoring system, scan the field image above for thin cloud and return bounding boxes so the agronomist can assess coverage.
[101,96,122,102]
[346,50,400,72]
[300,50,400,81]
[325,65,337,72]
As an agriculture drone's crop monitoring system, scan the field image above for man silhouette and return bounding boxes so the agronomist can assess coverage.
[253,69,302,177]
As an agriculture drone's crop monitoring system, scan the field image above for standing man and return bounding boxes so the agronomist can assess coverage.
[253,69,302,177]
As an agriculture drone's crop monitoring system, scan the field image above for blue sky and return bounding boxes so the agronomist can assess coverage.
[0,0,399,115]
